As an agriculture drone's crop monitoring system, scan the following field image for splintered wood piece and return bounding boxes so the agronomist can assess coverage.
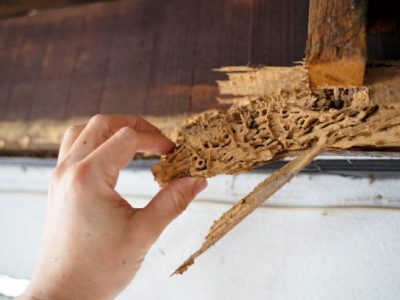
[172,105,400,275]
[305,0,367,88]
[149,64,400,275]
[152,65,400,187]
[173,143,324,275]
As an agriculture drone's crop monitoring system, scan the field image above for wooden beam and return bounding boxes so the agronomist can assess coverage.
[305,0,367,88]
[0,0,117,18]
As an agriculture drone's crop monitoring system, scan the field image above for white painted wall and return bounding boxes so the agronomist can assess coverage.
[0,159,400,300]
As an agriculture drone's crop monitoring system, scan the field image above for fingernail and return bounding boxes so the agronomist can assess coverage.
[193,177,207,195]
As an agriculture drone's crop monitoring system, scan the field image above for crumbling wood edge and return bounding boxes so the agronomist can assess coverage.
[152,65,400,187]
[173,142,325,275]
[151,63,400,274]
[171,81,400,274]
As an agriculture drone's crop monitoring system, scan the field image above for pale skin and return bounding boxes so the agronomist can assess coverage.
[18,115,207,300]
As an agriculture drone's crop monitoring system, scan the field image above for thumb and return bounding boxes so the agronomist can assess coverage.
[139,177,207,238]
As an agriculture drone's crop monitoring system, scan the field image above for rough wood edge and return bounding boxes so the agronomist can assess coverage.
[173,142,325,275]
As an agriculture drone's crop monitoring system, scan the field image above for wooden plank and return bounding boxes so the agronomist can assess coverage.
[143,0,199,115]
[29,13,84,120]
[251,0,308,66]
[305,0,367,88]
[98,1,159,115]
[190,0,254,113]
[0,20,26,120]
[2,18,49,121]
[0,0,310,123]
[0,0,117,18]
[64,5,114,117]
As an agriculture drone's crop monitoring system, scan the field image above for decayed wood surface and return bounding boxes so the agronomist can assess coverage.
[173,142,325,275]
[152,65,400,186]
[305,0,367,88]
[151,63,400,273]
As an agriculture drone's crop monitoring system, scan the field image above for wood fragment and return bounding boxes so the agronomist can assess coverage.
[152,65,400,187]
[172,93,400,274]
[151,64,400,274]
[305,0,367,88]
[173,142,324,275]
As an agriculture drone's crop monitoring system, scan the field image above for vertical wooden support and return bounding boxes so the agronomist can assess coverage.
[305,0,367,88]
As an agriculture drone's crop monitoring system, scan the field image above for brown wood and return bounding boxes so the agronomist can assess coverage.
[0,0,399,156]
[305,0,367,88]
[0,0,310,123]
[152,64,400,274]
[0,0,117,18]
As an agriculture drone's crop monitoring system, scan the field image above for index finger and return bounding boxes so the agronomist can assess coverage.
[86,127,174,174]
[68,115,161,163]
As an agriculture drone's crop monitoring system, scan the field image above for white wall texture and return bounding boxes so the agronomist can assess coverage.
[0,158,399,300]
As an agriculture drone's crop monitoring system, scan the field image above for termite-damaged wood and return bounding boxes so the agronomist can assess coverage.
[173,142,325,275]
[305,0,367,88]
[152,63,400,274]
[152,65,400,186]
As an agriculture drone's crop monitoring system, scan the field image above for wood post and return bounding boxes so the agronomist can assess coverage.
[305,0,368,88]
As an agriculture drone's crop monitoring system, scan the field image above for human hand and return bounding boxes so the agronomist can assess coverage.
[20,115,207,300]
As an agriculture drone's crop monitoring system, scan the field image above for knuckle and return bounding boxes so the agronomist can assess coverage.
[117,127,139,149]
[64,126,77,137]
[70,161,92,184]
[119,126,136,137]
[50,165,65,181]
[90,114,108,126]
[89,114,111,138]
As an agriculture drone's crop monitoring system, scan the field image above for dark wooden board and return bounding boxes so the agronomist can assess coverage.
[0,0,310,122]
[0,0,118,19]
[0,0,399,127]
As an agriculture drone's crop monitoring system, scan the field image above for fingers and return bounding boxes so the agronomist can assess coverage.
[69,115,162,163]
[58,125,85,163]
[87,127,174,175]
[136,177,207,239]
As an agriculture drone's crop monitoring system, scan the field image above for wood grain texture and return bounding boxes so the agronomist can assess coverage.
[0,0,399,156]
[0,0,117,18]
[305,0,367,88]
[0,0,309,123]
